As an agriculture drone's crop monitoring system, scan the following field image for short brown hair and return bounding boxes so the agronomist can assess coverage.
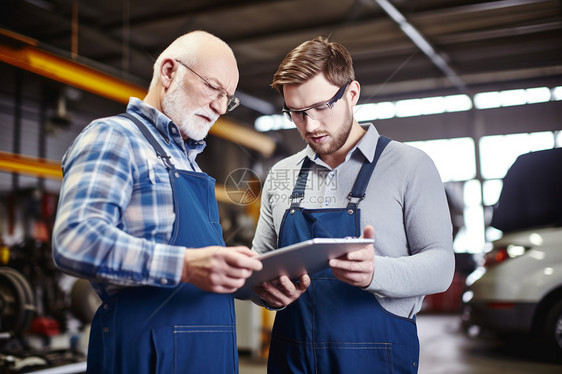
[271,36,355,96]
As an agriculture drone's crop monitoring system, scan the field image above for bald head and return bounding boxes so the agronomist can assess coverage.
[148,31,237,91]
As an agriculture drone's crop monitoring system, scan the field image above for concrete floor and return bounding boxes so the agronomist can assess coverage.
[239,313,562,374]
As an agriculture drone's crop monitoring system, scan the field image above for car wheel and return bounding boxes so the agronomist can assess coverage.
[544,299,562,352]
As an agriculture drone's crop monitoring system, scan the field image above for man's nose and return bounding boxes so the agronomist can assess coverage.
[210,97,228,115]
[301,113,321,133]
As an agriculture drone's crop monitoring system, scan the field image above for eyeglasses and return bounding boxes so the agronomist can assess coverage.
[282,82,350,124]
[175,59,240,112]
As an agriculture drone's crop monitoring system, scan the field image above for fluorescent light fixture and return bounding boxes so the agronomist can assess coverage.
[474,91,501,109]
[445,94,472,112]
[556,131,562,147]
[376,102,396,119]
[529,131,555,151]
[254,114,294,132]
[396,98,423,117]
[355,103,379,121]
[255,85,559,131]
[526,87,550,103]
[420,96,445,115]
[552,86,562,101]
[500,89,527,107]
[254,115,274,132]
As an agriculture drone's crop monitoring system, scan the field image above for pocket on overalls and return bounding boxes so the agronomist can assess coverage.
[316,341,393,374]
[151,324,237,374]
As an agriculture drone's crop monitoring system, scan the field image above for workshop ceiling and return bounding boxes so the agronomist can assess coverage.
[2,0,562,125]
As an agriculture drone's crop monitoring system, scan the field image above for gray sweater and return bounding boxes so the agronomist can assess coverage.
[251,124,455,318]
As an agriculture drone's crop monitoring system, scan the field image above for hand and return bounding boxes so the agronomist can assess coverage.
[181,246,262,293]
[329,225,375,288]
[252,274,311,309]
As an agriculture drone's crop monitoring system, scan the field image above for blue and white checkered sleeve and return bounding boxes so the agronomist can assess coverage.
[52,120,184,287]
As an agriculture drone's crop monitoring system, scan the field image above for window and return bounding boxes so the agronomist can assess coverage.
[407,131,559,253]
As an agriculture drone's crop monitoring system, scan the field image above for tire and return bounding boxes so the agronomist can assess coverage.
[544,298,562,353]
[0,267,36,335]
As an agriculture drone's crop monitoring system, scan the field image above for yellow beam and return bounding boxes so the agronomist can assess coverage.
[212,118,275,157]
[0,28,275,156]
[0,152,63,180]
[0,151,246,206]
[0,30,145,104]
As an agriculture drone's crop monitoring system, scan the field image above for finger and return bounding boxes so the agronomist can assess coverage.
[225,250,263,271]
[223,267,254,280]
[255,282,286,305]
[331,268,370,288]
[208,276,246,294]
[297,274,311,290]
[362,225,375,239]
[262,279,291,296]
[330,258,369,272]
[277,275,297,293]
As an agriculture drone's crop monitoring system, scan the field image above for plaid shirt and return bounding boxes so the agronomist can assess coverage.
[52,98,207,295]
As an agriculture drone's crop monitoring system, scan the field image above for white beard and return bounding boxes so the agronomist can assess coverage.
[162,82,219,141]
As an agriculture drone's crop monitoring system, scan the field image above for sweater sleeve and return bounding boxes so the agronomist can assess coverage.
[366,147,455,299]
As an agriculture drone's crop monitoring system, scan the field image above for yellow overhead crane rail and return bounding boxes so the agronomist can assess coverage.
[0,28,145,104]
[0,152,63,180]
[0,28,275,158]
[0,151,237,205]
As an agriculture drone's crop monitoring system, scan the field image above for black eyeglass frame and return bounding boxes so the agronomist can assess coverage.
[282,81,351,122]
[174,59,240,112]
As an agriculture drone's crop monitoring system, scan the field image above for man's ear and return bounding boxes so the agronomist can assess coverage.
[159,58,176,89]
[348,80,361,106]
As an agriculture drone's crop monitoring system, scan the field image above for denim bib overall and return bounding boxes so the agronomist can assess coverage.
[268,136,420,374]
[87,113,238,373]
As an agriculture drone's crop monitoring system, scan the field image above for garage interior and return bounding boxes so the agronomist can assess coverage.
[1,0,561,373]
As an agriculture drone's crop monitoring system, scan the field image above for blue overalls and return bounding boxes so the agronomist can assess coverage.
[87,113,239,373]
[268,136,420,374]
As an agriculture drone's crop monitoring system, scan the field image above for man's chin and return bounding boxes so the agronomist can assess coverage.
[180,122,213,141]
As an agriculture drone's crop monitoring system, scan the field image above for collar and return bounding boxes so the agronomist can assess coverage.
[353,124,380,163]
[300,123,380,166]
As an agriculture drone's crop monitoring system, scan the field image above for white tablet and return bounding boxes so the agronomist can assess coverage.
[234,237,373,299]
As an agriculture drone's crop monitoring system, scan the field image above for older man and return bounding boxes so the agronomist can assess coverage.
[52,31,262,373]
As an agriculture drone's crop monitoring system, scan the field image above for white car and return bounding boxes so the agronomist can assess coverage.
[461,226,562,352]
[461,147,562,353]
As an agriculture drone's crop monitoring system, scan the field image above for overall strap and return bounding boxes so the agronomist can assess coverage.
[289,157,313,209]
[118,112,176,171]
[346,135,391,211]
[288,136,391,211]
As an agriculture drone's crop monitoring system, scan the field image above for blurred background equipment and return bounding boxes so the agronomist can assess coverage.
[0,266,35,338]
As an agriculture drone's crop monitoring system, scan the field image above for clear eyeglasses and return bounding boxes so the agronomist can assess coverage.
[282,81,350,124]
[175,59,240,112]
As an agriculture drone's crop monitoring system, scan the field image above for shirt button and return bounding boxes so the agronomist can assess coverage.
[160,278,168,285]
[103,304,109,310]
[171,127,177,134]
[103,327,109,333]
